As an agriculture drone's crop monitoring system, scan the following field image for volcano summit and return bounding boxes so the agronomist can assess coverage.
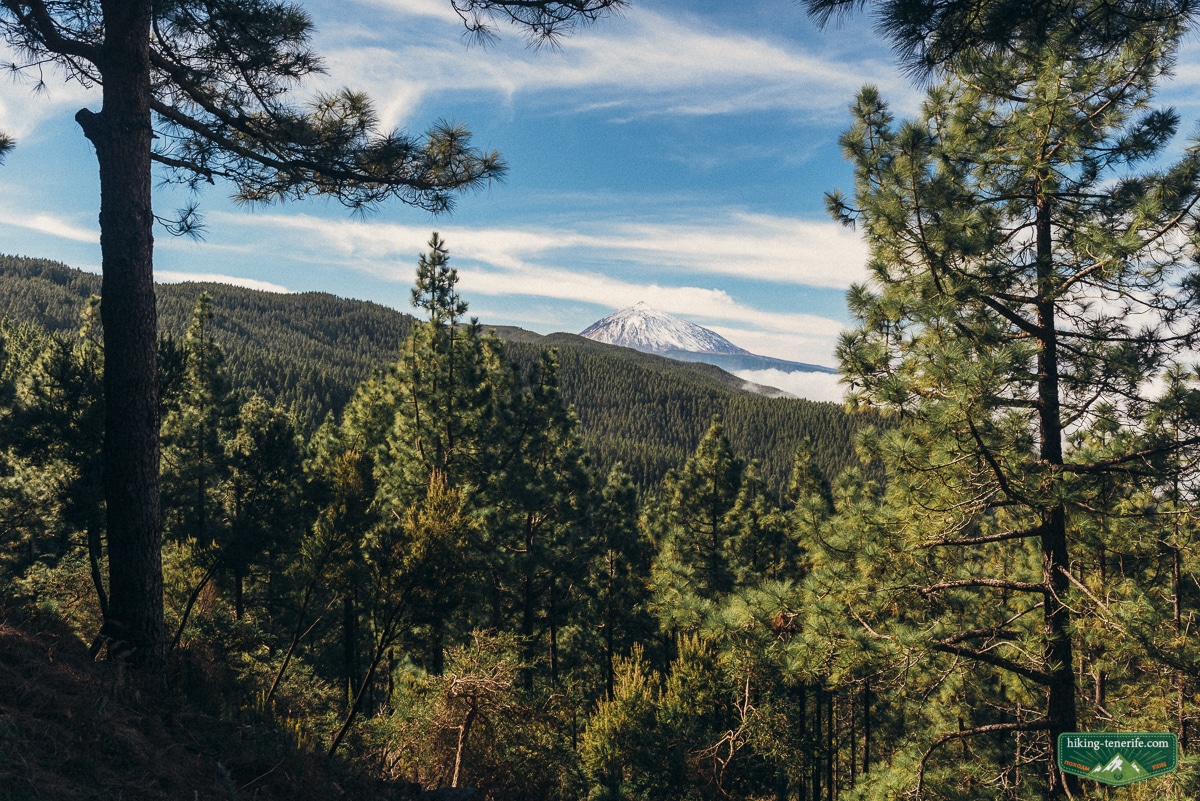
[579,302,752,356]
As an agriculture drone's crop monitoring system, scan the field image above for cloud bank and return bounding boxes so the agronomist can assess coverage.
[735,368,846,404]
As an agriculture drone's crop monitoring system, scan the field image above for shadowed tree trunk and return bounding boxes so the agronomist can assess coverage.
[76,0,165,678]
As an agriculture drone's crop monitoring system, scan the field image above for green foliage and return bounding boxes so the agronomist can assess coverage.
[0,306,105,623]
[293,236,613,759]
[810,3,1200,798]
[223,395,306,615]
[578,464,655,701]
[381,630,583,800]
[162,294,237,546]
[0,255,415,430]
[506,332,868,492]
[584,633,804,801]
[804,0,1198,77]
[580,645,679,801]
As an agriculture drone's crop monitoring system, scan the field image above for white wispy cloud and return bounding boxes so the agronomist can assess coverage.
[205,208,852,361]
[592,214,869,288]
[212,208,868,289]
[155,271,292,294]
[0,209,98,243]
[313,2,913,130]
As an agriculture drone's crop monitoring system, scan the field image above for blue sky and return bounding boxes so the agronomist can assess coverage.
[3,1,1200,393]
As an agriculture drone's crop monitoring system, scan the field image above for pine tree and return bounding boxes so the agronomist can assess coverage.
[222,396,305,621]
[585,463,654,701]
[486,349,594,687]
[821,6,1200,797]
[0,315,103,606]
[726,460,794,585]
[6,301,106,613]
[653,417,743,605]
[380,233,502,672]
[0,0,617,673]
[580,646,672,801]
[311,235,600,744]
[803,0,1199,76]
[390,232,498,494]
[162,294,236,548]
[159,295,243,653]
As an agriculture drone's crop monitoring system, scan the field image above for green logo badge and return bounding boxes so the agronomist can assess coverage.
[1057,733,1178,786]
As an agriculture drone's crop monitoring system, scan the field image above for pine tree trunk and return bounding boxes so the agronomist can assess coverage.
[521,515,535,690]
[549,576,559,685]
[87,522,109,619]
[1174,528,1187,750]
[862,681,871,775]
[848,686,856,785]
[430,615,445,675]
[825,690,834,801]
[1035,197,1078,799]
[604,573,615,700]
[266,584,315,704]
[77,0,164,678]
[810,688,821,801]
[235,574,244,621]
[343,593,358,705]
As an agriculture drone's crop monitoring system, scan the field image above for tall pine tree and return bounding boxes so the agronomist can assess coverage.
[0,0,617,674]
[822,5,1200,797]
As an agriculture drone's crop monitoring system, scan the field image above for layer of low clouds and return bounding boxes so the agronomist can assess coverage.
[735,368,846,404]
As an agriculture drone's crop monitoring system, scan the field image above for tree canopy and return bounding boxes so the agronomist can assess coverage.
[811,1,1200,797]
[803,0,1200,76]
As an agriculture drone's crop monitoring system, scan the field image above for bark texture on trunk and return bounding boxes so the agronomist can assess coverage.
[1035,196,1078,800]
[77,0,165,677]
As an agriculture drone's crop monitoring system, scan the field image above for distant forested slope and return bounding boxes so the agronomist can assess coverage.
[503,333,865,491]
[0,255,866,489]
[0,255,411,426]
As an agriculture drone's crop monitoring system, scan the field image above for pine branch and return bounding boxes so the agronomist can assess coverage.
[916,719,1052,800]
[922,578,1045,595]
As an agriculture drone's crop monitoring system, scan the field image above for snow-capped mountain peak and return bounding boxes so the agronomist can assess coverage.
[579,303,751,356]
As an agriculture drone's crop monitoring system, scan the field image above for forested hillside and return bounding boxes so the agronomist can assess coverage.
[505,334,863,490]
[0,255,413,427]
[0,254,863,489]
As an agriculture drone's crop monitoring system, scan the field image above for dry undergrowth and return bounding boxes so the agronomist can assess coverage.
[0,617,406,801]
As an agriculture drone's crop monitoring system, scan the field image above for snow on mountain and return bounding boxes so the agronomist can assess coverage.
[579,302,752,356]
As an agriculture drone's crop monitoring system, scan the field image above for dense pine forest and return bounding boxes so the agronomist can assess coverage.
[0,254,865,492]
[0,244,878,800]
[4,216,1200,800]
